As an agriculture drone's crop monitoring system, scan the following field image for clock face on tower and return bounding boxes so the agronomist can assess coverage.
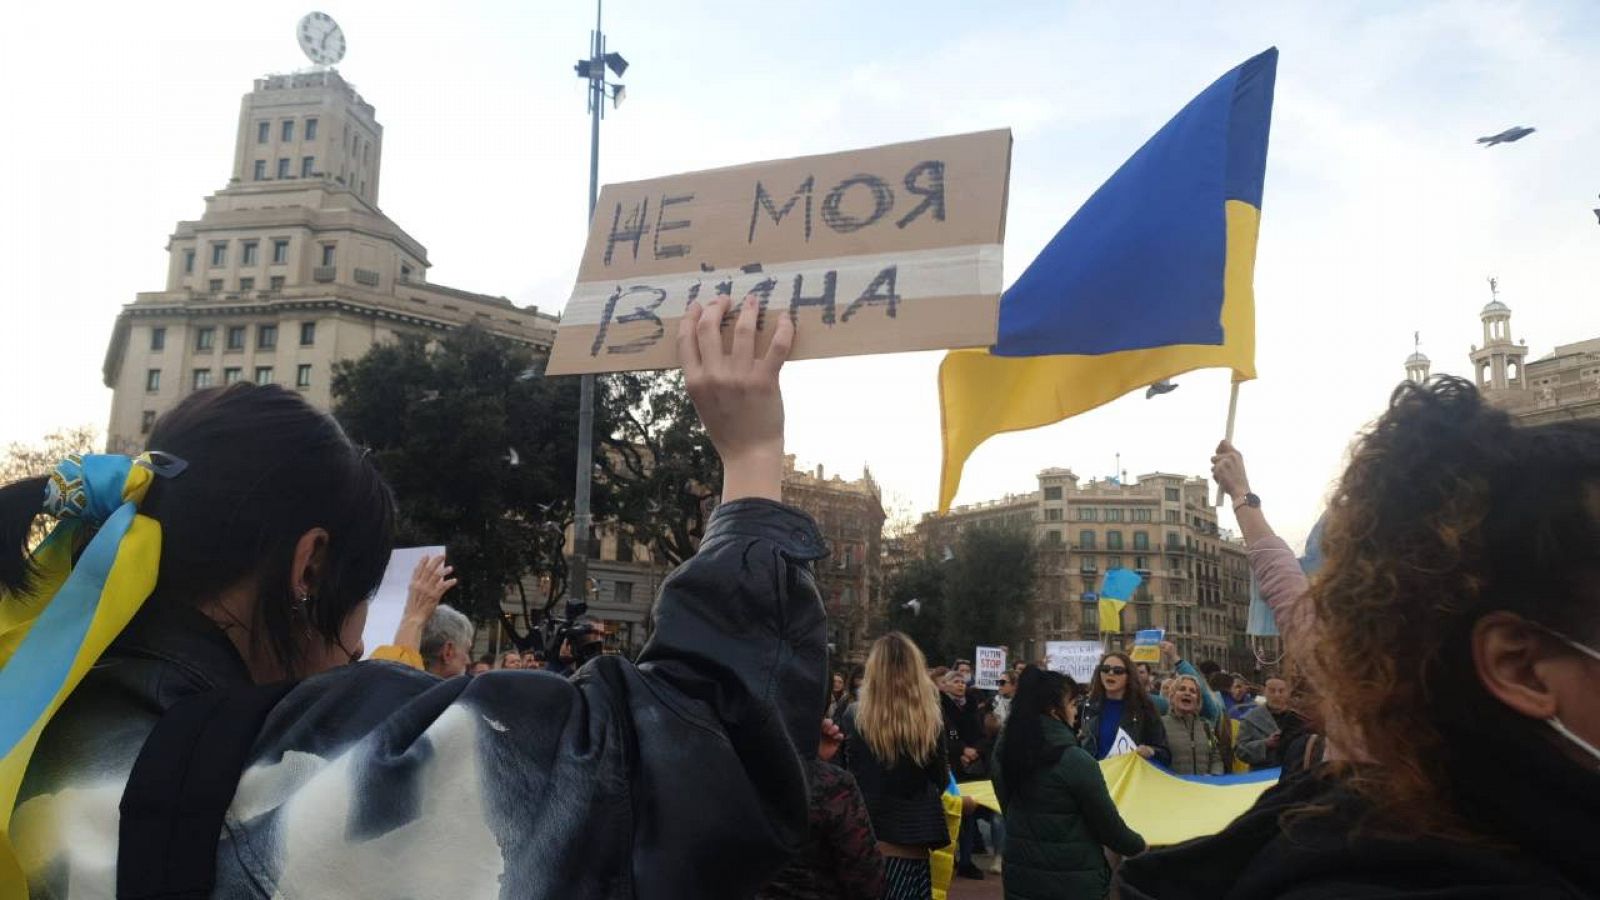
[297,12,346,66]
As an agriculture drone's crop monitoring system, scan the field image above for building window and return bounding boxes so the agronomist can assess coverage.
[145,369,161,392]
[192,369,213,390]
[257,121,269,143]
[1077,507,1098,522]
[253,160,266,181]
[400,264,412,282]
[241,242,258,266]
[226,326,246,350]
[1167,532,1182,550]
[1045,508,1063,522]
[140,411,156,434]
[1165,509,1180,524]
[1080,556,1099,573]
[1107,531,1123,550]
[1135,555,1149,570]
[150,327,166,351]
[194,327,215,351]
[1043,486,1062,501]
[1079,530,1096,551]
[1133,508,1152,523]
[614,581,634,604]
[296,364,312,388]
[281,120,294,142]
[1045,530,1062,546]
[210,242,227,267]
[258,324,278,350]
[254,366,274,385]
[223,367,242,384]
[320,244,336,267]
[272,239,290,264]
[277,158,290,179]
[1108,555,1123,570]
[1165,488,1181,502]
[207,279,223,292]
[269,275,285,291]
[301,156,315,178]
[1133,531,1150,551]
[239,277,254,292]
[300,322,316,346]
[305,117,318,140]
[183,250,195,274]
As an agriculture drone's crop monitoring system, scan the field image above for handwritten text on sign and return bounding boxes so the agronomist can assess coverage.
[546,129,1011,375]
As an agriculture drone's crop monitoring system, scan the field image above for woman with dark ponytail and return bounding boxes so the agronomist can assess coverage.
[1121,376,1600,898]
[1,294,832,897]
[993,666,1143,899]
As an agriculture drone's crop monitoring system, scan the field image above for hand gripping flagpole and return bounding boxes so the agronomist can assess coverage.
[1215,381,1240,507]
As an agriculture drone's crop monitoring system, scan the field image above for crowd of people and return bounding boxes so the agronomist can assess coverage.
[0,290,1595,900]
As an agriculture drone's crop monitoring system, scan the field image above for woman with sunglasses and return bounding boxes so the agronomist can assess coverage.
[1120,377,1600,897]
[2,293,830,897]
[1077,651,1170,766]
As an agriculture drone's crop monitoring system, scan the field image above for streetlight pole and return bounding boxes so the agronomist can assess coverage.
[568,0,626,614]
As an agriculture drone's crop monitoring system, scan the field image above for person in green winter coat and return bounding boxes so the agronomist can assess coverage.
[993,666,1145,900]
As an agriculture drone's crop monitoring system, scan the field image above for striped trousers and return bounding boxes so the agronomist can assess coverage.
[883,856,933,900]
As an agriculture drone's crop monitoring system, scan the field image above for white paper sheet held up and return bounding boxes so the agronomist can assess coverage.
[361,546,446,659]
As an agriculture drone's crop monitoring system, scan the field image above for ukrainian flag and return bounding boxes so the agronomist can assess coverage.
[938,48,1277,513]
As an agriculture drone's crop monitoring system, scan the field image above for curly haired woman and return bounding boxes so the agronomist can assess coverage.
[1120,376,1600,899]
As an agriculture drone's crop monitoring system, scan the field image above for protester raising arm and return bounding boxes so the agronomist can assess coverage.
[1211,441,1310,640]
[8,291,829,899]
[368,554,457,670]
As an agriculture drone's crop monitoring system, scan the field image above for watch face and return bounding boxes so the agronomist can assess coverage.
[297,12,346,65]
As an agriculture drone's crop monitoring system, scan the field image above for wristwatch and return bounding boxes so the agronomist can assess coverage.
[1234,492,1261,512]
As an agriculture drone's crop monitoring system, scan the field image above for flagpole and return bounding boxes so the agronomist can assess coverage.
[1215,381,1240,506]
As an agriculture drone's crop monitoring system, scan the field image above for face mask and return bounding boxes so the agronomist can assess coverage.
[1542,628,1600,766]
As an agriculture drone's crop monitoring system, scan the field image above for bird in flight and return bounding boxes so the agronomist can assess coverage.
[1476,126,1535,146]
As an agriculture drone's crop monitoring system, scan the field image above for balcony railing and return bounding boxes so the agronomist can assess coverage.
[312,266,336,282]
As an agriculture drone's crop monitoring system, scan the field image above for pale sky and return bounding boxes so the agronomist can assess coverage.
[2,0,1597,547]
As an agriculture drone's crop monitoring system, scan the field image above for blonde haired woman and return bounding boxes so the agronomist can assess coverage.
[844,632,951,900]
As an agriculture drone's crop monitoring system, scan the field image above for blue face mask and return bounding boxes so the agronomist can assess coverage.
[1541,628,1600,767]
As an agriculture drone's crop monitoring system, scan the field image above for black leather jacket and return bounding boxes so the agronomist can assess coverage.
[17,499,828,899]
[1077,696,1172,767]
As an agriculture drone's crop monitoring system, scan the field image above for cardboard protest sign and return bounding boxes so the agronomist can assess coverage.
[361,546,445,659]
[547,129,1013,374]
[1131,628,1165,664]
[974,645,1007,690]
[1046,640,1104,684]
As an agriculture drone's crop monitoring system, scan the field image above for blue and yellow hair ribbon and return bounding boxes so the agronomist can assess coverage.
[0,455,165,899]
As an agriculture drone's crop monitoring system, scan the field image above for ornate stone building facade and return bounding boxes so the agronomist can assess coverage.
[919,470,1253,672]
[103,68,557,452]
[1406,284,1600,425]
[780,458,886,663]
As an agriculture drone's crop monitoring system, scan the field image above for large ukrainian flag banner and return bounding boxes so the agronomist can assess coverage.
[938,48,1277,512]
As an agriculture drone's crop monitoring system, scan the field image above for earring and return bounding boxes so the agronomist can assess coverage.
[291,593,310,614]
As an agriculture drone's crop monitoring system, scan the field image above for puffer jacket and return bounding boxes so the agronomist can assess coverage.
[993,717,1145,900]
[14,499,828,899]
[1162,712,1222,776]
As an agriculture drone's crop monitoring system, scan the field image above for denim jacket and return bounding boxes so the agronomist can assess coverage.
[15,499,828,899]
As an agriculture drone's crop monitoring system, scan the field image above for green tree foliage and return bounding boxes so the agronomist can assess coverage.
[332,327,605,624]
[600,371,720,568]
[885,522,1037,664]
[332,328,724,632]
